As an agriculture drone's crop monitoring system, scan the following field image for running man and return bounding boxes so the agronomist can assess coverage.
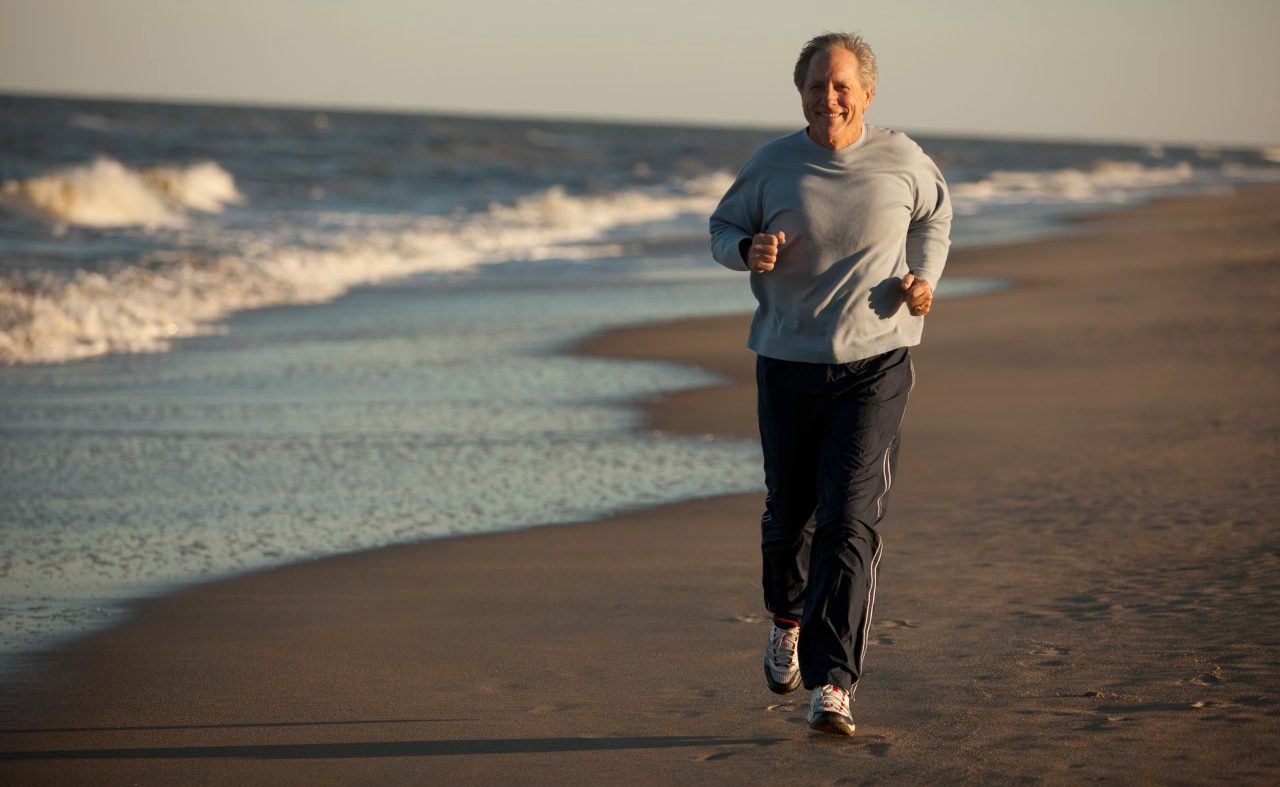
[709,32,952,736]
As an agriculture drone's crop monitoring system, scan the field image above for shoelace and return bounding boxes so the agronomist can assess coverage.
[769,626,799,669]
[815,685,850,714]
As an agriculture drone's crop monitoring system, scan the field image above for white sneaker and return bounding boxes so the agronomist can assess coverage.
[763,623,801,694]
[807,684,855,736]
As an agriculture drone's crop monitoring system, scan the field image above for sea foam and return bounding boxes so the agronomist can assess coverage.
[0,168,733,365]
[0,157,242,228]
[950,161,1197,210]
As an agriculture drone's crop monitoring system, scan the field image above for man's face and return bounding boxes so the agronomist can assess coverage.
[801,47,874,150]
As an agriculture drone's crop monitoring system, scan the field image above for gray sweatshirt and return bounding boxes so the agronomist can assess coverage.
[709,124,952,363]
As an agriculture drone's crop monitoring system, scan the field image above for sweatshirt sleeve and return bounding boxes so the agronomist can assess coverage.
[708,159,762,271]
[905,148,953,286]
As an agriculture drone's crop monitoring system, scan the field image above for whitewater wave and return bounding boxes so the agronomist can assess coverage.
[0,173,733,365]
[1219,162,1280,182]
[0,157,243,228]
[69,112,115,132]
[950,161,1197,212]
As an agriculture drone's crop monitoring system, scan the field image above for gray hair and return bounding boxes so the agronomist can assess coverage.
[792,32,878,93]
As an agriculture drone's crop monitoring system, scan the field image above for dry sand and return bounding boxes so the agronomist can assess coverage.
[2,186,1278,784]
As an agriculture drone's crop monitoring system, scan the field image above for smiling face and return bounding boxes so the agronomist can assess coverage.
[800,47,874,150]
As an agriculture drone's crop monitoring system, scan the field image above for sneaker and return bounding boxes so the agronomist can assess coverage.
[807,684,855,736]
[763,623,801,694]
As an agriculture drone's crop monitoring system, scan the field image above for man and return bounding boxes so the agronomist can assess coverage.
[709,32,951,737]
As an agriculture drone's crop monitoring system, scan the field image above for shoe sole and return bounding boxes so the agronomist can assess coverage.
[808,711,856,737]
[763,663,802,695]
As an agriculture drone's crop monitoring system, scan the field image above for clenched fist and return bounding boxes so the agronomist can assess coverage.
[901,273,933,316]
[747,231,787,273]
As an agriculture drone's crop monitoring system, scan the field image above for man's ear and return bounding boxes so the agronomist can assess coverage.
[865,89,875,107]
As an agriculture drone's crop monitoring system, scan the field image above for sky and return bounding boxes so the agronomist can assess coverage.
[2,0,1277,147]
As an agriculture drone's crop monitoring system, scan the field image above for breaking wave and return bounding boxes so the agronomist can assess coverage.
[0,157,243,228]
[950,161,1197,210]
[0,172,734,365]
[950,159,1280,215]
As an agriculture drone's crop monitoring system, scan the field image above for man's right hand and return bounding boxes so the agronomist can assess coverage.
[747,231,787,272]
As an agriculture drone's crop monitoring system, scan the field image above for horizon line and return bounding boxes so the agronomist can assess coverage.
[2,87,1276,152]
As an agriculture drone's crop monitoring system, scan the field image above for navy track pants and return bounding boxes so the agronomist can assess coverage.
[756,346,914,693]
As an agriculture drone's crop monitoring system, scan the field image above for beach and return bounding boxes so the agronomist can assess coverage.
[1,183,1276,783]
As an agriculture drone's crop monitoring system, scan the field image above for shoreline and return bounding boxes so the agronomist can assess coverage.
[2,185,1278,783]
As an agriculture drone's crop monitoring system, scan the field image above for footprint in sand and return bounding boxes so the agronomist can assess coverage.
[1185,665,1225,686]
[816,733,894,754]
[878,619,918,629]
[1055,690,1105,698]
[767,700,818,726]
[526,701,581,716]
[1030,642,1070,667]
[1076,713,1132,732]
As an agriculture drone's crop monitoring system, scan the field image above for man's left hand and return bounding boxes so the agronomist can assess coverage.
[901,273,933,316]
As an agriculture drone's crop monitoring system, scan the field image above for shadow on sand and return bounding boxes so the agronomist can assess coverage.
[1,735,785,760]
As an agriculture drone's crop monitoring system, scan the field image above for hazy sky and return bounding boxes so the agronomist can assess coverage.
[2,0,1277,146]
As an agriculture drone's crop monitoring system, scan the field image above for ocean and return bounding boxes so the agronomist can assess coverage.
[1,94,1277,668]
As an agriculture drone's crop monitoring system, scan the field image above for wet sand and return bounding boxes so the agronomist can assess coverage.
[2,186,1278,784]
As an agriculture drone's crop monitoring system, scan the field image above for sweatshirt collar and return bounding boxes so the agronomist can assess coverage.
[799,123,869,159]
